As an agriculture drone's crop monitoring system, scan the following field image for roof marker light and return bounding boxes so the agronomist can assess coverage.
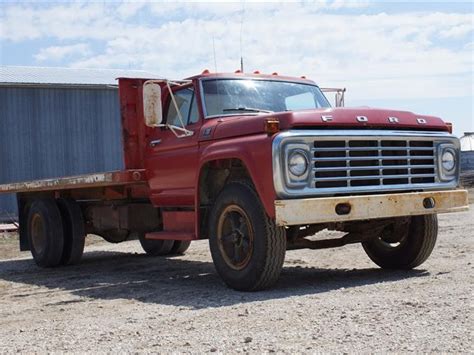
[235,69,242,73]
[253,70,260,74]
[301,75,306,79]
[272,72,278,76]
[202,69,210,74]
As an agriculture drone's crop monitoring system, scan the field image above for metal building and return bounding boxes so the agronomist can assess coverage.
[0,66,159,222]
[460,132,474,187]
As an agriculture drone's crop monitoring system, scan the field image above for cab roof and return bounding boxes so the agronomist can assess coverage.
[185,71,317,85]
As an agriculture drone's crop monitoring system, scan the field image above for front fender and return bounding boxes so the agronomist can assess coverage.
[197,133,277,218]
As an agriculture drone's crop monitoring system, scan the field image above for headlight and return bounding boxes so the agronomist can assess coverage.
[288,151,308,177]
[438,145,458,181]
[441,150,455,172]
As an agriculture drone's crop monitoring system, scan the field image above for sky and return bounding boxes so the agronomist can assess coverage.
[0,0,473,136]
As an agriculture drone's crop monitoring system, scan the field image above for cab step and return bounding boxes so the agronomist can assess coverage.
[145,231,195,241]
[145,210,196,241]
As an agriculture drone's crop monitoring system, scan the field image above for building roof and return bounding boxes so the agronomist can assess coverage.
[0,66,161,87]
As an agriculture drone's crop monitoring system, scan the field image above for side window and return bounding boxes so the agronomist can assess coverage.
[166,88,199,126]
[189,96,199,124]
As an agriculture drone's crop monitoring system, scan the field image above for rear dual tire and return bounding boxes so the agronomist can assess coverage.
[139,235,191,256]
[27,199,64,267]
[27,198,85,267]
[57,198,86,265]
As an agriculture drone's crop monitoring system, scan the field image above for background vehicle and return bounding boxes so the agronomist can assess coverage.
[0,71,468,291]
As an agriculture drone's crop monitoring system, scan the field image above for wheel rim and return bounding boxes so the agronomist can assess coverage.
[31,213,46,255]
[217,205,254,270]
[376,226,408,250]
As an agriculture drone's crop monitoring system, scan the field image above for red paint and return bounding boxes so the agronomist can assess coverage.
[162,211,195,232]
[274,107,448,131]
[196,133,276,218]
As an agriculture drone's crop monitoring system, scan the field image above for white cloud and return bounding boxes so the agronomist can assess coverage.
[1,2,473,102]
[34,43,91,62]
[0,3,122,41]
[116,1,147,18]
[440,23,473,39]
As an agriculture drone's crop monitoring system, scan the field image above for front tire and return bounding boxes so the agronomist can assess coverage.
[362,214,438,269]
[27,199,64,267]
[209,181,286,291]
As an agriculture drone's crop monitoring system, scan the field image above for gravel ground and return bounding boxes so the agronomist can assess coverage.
[0,207,472,353]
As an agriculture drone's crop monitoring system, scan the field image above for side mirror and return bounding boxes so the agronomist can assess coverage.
[143,81,163,127]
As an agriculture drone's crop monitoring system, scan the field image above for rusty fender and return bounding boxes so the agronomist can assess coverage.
[275,190,469,226]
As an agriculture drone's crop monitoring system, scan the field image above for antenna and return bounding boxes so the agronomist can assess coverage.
[239,3,245,72]
[212,36,218,73]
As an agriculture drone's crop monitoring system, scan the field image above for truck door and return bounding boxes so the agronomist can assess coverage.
[145,84,201,207]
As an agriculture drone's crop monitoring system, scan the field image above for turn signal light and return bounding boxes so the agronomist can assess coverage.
[264,119,280,135]
[446,122,453,134]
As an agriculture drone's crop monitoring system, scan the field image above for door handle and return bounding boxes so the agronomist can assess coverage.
[149,139,162,147]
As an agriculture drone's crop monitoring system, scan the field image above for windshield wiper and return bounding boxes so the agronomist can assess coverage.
[222,107,274,114]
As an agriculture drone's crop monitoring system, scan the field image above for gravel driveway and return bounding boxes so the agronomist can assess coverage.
[0,206,472,353]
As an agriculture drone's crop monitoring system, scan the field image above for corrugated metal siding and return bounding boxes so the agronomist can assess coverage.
[0,86,124,221]
[461,151,474,172]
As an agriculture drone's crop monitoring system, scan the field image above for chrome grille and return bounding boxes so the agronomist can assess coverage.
[312,139,436,189]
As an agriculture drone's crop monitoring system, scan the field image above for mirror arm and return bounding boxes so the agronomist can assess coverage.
[156,123,194,138]
[166,81,188,132]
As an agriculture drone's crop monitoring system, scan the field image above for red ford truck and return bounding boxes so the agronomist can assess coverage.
[0,71,469,291]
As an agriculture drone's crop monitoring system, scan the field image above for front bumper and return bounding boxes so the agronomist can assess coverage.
[275,189,469,226]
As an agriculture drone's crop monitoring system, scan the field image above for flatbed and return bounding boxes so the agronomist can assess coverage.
[0,170,146,194]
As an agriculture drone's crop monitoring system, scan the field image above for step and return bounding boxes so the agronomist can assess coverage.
[145,231,196,241]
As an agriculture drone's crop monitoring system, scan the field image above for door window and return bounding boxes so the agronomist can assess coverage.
[166,88,199,126]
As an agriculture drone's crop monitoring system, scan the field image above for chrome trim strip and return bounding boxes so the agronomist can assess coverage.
[272,130,460,198]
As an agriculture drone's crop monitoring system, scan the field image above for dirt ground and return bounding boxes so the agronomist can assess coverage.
[0,206,472,353]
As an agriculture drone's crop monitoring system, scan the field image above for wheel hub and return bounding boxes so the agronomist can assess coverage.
[31,213,46,255]
[217,205,254,270]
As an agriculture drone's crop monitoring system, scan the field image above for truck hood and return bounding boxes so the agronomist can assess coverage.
[199,107,449,141]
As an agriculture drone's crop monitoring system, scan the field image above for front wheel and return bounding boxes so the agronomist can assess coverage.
[209,181,286,291]
[362,214,438,269]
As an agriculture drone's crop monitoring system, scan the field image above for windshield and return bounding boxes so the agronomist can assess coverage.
[201,79,331,117]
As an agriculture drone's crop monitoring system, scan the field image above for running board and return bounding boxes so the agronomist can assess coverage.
[145,231,195,241]
[146,210,196,240]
